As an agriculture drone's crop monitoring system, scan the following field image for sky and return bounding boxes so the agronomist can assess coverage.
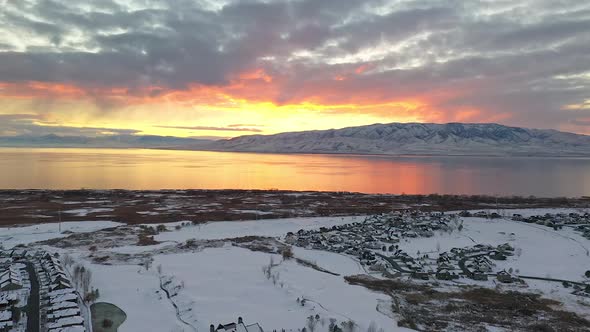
[0,0,589,138]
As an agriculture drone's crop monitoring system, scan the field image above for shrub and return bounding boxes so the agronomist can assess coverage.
[10,307,20,323]
[102,319,113,328]
[281,246,294,260]
[137,234,157,246]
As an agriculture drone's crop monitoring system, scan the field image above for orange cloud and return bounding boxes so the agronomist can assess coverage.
[354,64,371,74]
[0,67,490,133]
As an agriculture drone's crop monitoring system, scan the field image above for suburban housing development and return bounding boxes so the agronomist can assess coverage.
[1,198,590,331]
[0,249,87,332]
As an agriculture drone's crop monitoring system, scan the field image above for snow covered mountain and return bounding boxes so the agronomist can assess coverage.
[208,123,590,156]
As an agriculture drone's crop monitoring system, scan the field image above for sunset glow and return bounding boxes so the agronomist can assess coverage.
[1,0,589,138]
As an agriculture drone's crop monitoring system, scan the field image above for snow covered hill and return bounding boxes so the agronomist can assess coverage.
[208,123,590,156]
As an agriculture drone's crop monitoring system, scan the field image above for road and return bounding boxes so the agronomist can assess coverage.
[375,253,413,273]
[21,261,40,332]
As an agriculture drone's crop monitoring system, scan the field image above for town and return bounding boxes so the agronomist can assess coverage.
[0,249,88,332]
[1,208,590,331]
[286,210,590,294]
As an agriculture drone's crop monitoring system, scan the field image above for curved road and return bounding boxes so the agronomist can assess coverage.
[21,261,39,332]
[375,253,412,273]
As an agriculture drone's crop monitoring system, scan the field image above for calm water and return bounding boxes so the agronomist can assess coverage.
[0,148,589,196]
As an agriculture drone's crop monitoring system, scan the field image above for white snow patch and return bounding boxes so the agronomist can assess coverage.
[0,221,123,248]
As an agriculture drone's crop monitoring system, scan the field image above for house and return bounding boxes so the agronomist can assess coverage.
[9,249,27,259]
[436,269,459,281]
[0,266,23,291]
[0,293,18,310]
[47,301,79,313]
[459,211,472,217]
[47,308,81,321]
[48,326,85,332]
[0,311,11,324]
[50,279,73,292]
[46,315,84,330]
[213,317,264,332]
[0,310,13,331]
[473,211,488,218]
[411,272,429,280]
[497,243,514,253]
[489,252,507,261]
[470,273,488,281]
[496,271,515,283]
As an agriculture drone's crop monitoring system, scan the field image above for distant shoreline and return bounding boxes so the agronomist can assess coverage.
[2,145,590,158]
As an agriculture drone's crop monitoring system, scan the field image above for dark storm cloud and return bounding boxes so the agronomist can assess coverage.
[0,0,589,130]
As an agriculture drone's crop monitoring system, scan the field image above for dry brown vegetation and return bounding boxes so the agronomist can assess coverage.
[2,189,588,226]
[345,275,590,331]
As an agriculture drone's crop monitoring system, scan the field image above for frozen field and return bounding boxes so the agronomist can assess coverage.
[0,220,122,249]
[2,208,589,332]
[154,216,364,243]
[151,246,404,332]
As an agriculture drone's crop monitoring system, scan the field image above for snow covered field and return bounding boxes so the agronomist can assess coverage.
[154,216,364,243]
[151,246,403,332]
[89,264,184,332]
[0,220,122,249]
[2,208,589,332]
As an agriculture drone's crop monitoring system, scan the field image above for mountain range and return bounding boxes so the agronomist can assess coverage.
[1,123,589,156]
[0,134,211,148]
[206,122,590,156]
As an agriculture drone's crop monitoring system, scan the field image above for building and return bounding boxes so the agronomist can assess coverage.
[0,266,23,291]
[213,317,264,332]
[496,271,515,283]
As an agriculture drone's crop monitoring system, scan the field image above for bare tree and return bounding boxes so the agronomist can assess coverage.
[341,320,355,332]
[81,269,92,295]
[63,254,74,267]
[306,316,318,332]
[281,246,294,260]
[143,257,153,271]
[366,322,377,332]
[329,318,337,332]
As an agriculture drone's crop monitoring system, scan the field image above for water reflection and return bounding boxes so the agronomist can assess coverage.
[0,148,589,196]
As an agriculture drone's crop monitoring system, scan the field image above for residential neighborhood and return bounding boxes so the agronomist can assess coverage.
[0,249,88,332]
[286,210,590,295]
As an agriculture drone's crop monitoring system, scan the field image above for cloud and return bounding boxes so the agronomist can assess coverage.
[0,114,141,136]
[0,0,589,133]
[156,125,262,132]
[228,124,264,128]
[571,119,590,127]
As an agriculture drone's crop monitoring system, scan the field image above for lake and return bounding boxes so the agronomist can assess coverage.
[0,148,589,197]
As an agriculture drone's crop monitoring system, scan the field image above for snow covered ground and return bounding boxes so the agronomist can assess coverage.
[88,264,184,332]
[64,208,114,217]
[154,216,364,243]
[0,221,122,249]
[2,208,589,332]
[149,246,402,332]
